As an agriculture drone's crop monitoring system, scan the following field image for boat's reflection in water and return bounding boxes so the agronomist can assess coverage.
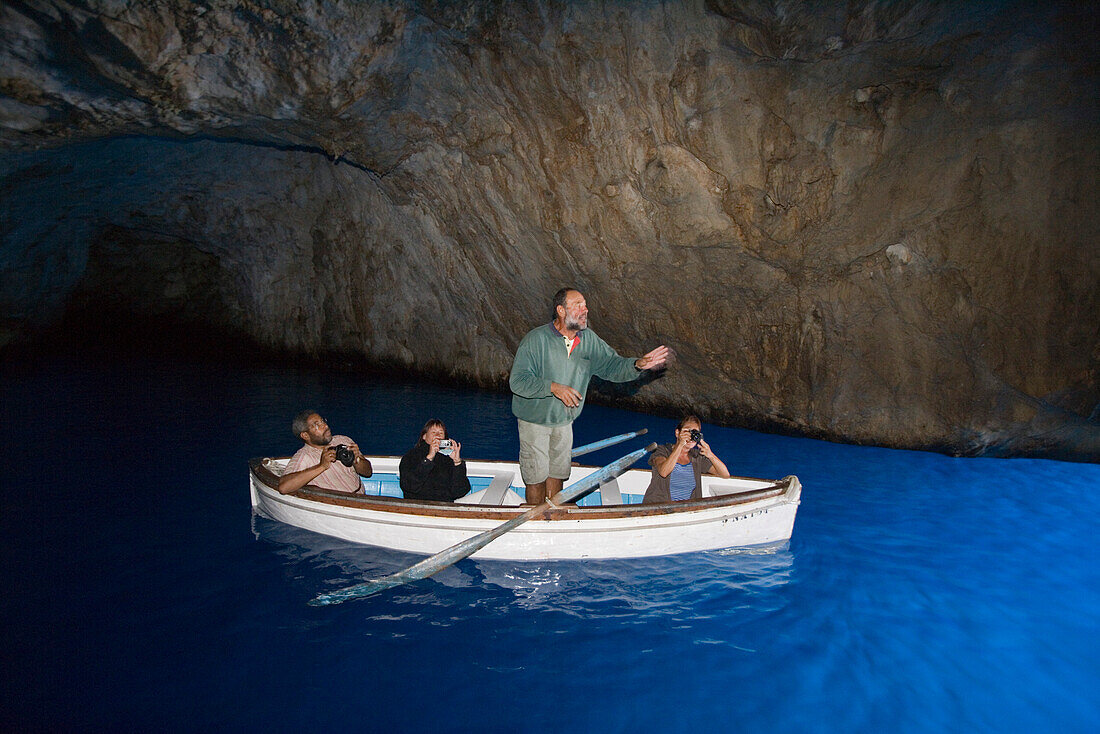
[477,543,795,618]
[252,515,794,617]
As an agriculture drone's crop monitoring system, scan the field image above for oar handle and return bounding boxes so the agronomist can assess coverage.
[556,442,656,505]
[571,428,648,458]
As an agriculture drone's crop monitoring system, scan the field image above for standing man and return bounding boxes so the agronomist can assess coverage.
[509,288,668,504]
[278,411,373,494]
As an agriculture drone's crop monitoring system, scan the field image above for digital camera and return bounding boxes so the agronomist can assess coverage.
[332,444,355,466]
[689,429,703,443]
[438,439,453,455]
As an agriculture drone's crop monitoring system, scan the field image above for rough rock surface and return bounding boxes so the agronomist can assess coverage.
[1,0,1097,459]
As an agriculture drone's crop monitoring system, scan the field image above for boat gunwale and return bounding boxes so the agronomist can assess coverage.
[249,456,796,521]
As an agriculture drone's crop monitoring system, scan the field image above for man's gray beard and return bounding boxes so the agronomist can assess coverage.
[566,318,587,331]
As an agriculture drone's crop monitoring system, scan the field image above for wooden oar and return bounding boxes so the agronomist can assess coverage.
[309,442,657,606]
[570,428,648,458]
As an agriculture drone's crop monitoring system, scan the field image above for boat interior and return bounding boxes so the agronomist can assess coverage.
[260,457,780,508]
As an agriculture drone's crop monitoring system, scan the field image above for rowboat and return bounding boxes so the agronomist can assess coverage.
[249,454,801,561]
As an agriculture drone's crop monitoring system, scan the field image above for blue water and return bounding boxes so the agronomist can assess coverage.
[2,356,1097,733]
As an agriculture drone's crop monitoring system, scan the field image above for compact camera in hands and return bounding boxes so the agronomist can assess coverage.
[689,429,703,443]
[438,439,453,455]
[332,444,356,466]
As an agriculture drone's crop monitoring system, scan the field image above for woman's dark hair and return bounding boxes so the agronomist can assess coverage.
[419,418,447,441]
[676,414,702,431]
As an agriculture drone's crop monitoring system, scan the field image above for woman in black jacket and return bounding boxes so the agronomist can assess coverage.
[399,419,471,502]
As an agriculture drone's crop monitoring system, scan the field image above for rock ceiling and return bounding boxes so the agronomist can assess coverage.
[1,1,1096,459]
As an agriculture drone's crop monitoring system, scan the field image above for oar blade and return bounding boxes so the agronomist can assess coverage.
[309,508,539,606]
[310,576,404,606]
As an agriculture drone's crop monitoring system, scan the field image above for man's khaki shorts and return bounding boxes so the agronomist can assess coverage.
[517,419,573,485]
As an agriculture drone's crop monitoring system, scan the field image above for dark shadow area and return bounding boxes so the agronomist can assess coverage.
[0,300,498,393]
[4,308,1096,465]
[3,305,282,369]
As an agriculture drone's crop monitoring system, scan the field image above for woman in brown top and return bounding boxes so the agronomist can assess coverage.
[642,415,731,503]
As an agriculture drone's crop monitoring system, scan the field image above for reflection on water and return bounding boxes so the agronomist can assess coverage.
[474,545,794,618]
[251,514,794,620]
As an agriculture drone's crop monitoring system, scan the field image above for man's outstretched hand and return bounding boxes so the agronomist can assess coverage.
[635,345,670,371]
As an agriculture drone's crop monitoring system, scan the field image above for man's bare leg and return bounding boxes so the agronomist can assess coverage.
[545,477,564,504]
[525,482,546,505]
[526,477,564,505]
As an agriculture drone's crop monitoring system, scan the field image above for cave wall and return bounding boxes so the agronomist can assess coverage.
[1,0,1097,458]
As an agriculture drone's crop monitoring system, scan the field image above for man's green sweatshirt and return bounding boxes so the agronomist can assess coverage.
[509,324,640,427]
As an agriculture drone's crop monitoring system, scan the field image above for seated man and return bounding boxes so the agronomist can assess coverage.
[278,410,373,494]
[399,419,471,502]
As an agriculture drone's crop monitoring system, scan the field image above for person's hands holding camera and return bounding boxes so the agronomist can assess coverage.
[696,436,716,459]
[674,428,693,451]
[318,445,336,469]
[426,437,461,463]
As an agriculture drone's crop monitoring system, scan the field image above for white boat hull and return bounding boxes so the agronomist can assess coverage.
[250,456,800,561]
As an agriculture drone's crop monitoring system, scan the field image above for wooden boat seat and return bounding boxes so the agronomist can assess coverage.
[455,471,522,506]
[480,472,517,505]
[598,477,623,505]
